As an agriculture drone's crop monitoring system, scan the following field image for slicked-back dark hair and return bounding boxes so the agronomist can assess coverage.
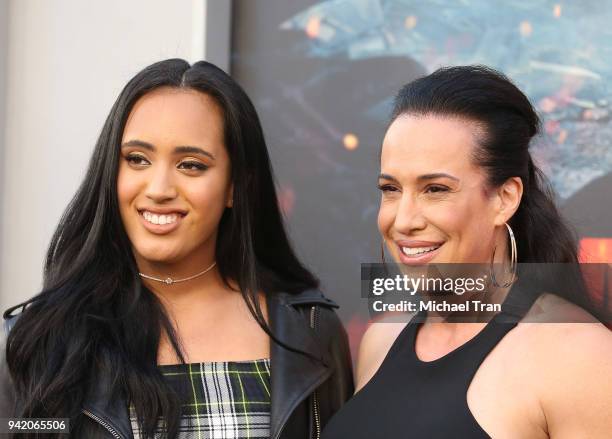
[5,59,318,438]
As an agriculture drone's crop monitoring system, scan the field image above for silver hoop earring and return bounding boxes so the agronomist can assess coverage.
[380,240,387,265]
[490,222,518,288]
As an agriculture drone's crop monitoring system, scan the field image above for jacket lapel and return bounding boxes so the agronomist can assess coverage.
[267,291,334,439]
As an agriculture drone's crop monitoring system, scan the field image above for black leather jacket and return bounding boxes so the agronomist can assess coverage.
[0,289,354,438]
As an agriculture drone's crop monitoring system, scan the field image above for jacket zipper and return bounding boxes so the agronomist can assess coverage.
[82,409,124,439]
[310,305,321,439]
[273,303,329,439]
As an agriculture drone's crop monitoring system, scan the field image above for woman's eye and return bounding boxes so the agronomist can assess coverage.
[377,184,399,193]
[425,185,449,194]
[125,154,150,166]
[178,161,208,171]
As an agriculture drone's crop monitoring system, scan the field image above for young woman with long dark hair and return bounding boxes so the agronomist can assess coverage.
[322,66,612,438]
[1,59,353,439]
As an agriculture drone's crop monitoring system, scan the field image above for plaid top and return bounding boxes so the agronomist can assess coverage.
[130,359,271,439]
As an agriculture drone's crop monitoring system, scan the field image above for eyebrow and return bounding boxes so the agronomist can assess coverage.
[121,139,215,160]
[378,172,460,182]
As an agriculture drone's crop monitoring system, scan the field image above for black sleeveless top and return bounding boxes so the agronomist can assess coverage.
[322,290,535,438]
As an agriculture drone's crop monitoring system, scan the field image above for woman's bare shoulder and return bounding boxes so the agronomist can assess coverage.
[513,295,612,436]
[516,294,611,357]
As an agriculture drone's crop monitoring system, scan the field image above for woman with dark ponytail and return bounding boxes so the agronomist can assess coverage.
[322,66,612,438]
[1,59,353,438]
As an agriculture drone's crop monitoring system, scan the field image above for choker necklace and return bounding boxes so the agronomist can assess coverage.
[139,261,217,285]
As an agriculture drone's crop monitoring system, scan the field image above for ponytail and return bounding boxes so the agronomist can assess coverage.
[512,157,580,263]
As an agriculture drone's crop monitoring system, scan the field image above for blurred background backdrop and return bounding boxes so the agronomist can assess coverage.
[1,0,610,353]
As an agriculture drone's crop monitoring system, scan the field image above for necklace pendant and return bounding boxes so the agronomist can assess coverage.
[138,261,216,285]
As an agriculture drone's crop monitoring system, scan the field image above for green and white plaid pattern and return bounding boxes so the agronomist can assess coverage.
[130,359,271,439]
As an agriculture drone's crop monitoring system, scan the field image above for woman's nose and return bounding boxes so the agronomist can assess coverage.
[393,193,427,233]
[145,167,178,202]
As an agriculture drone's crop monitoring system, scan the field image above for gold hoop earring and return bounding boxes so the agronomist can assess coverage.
[490,222,518,288]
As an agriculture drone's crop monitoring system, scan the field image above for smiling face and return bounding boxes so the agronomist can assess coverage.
[117,87,232,270]
[378,114,508,265]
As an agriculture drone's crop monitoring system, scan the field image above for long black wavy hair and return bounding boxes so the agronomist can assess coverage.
[4,59,318,438]
[389,65,600,314]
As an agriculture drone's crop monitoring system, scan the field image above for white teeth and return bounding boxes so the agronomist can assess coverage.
[142,211,179,225]
[401,245,441,256]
